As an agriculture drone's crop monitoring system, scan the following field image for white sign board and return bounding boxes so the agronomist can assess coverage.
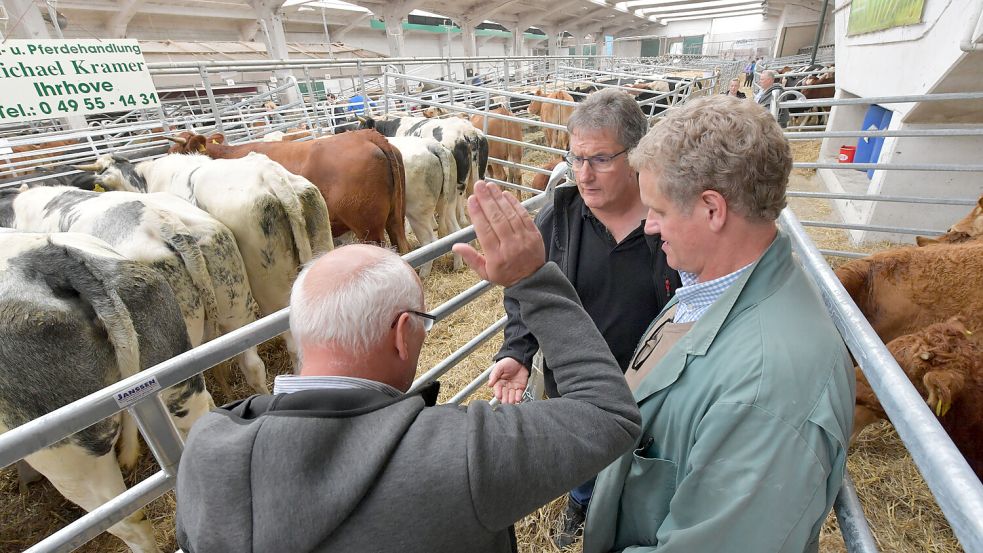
[0,39,159,124]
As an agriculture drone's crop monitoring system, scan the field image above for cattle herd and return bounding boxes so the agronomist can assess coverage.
[0,71,980,553]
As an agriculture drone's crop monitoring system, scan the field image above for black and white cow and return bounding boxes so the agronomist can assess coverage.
[0,231,213,553]
[1,184,269,394]
[78,153,330,361]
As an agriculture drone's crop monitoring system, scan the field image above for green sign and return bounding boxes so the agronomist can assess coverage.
[847,0,925,35]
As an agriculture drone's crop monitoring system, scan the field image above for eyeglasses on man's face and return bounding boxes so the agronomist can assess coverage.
[565,148,628,173]
[391,310,437,332]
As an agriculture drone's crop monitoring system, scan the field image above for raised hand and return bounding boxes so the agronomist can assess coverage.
[452,181,545,288]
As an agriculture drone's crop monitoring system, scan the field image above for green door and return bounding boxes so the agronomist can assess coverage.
[641,39,661,57]
[682,35,704,55]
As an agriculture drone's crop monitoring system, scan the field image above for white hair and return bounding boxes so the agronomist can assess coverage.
[289,250,423,357]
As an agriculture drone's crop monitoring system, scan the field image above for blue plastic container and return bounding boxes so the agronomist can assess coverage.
[854,105,893,179]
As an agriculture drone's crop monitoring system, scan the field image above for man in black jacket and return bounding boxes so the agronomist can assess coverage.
[490,88,680,547]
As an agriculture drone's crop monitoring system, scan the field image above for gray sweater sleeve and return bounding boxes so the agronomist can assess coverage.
[465,261,642,531]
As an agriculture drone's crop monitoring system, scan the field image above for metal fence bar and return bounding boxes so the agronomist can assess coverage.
[834,473,880,553]
[25,471,172,553]
[385,92,568,132]
[795,161,983,172]
[788,128,983,139]
[818,249,869,259]
[787,191,979,206]
[407,317,508,394]
[780,209,983,553]
[780,91,983,109]
[429,281,496,322]
[800,220,943,236]
[449,365,496,405]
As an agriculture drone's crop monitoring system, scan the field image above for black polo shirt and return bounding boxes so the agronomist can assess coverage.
[575,204,664,372]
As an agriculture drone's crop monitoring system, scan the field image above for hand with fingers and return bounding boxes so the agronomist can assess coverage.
[488,357,530,405]
[452,180,545,288]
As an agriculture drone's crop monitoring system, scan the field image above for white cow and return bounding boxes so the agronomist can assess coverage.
[0,231,213,553]
[82,153,332,360]
[386,136,461,277]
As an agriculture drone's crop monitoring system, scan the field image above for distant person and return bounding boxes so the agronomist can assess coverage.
[490,88,679,548]
[346,94,376,116]
[174,182,643,553]
[743,57,756,87]
[755,69,789,128]
[582,94,854,553]
[721,78,747,98]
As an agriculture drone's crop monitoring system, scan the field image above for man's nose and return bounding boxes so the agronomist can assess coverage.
[575,161,595,180]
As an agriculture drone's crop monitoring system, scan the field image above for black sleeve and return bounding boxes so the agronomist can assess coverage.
[493,203,556,369]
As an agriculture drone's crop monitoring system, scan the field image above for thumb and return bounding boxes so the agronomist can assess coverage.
[452,243,487,279]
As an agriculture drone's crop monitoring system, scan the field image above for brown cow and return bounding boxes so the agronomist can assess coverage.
[528,89,575,151]
[470,105,523,185]
[852,316,983,478]
[916,195,983,246]
[835,241,983,343]
[1,138,81,176]
[531,159,563,191]
[169,130,410,253]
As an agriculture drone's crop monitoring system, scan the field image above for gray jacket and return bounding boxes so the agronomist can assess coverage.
[175,262,642,553]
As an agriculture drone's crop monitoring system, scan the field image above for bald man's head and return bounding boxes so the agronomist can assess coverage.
[290,244,424,358]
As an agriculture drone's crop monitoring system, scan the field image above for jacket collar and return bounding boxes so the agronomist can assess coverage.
[633,231,791,402]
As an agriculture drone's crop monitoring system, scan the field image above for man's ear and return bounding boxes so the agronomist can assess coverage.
[701,190,728,232]
[393,313,415,361]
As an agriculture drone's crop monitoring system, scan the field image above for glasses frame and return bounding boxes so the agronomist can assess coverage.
[564,148,629,173]
[391,310,437,332]
[630,316,674,372]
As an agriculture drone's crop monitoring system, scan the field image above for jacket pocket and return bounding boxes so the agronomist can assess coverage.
[614,450,678,548]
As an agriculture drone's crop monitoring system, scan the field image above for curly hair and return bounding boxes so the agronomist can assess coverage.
[628,94,791,222]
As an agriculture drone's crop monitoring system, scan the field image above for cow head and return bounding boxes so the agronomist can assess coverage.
[916,195,983,246]
[850,316,978,445]
[528,89,545,115]
[73,154,147,193]
[165,131,196,154]
[356,116,376,130]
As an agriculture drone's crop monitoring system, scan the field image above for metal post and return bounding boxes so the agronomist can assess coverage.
[198,65,224,133]
[302,66,324,135]
[446,57,454,107]
[356,59,369,117]
[383,69,390,116]
[483,90,491,134]
[810,0,831,67]
[129,396,185,476]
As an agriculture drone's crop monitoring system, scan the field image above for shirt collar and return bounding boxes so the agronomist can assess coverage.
[272,374,403,397]
[673,262,755,323]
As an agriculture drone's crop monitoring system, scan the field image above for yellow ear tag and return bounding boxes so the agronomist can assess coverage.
[211,139,220,145]
[93,184,106,192]
[197,145,206,153]
[936,399,951,417]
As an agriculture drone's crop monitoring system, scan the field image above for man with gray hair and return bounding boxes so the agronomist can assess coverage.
[583,94,854,552]
[755,69,790,127]
[174,181,643,553]
[491,87,680,546]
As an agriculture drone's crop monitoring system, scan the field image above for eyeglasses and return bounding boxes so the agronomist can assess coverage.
[391,310,437,332]
[564,148,628,173]
[630,316,673,372]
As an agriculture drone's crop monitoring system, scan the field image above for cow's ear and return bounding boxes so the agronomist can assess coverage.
[919,351,934,361]
[915,236,939,246]
[18,183,28,192]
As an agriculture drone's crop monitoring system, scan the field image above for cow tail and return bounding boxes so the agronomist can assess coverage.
[429,141,458,209]
[476,132,489,182]
[156,210,221,344]
[265,167,313,265]
[49,238,142,468]
[379,139,410,253]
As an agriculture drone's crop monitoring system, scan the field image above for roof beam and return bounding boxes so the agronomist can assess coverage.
[661,8,763,22]
[637,0,763,14]
[467,0,523,22]
[656,4,764,18]
[106,0,147,38]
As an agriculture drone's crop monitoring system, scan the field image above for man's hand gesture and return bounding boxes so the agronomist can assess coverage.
[452,181,545,287]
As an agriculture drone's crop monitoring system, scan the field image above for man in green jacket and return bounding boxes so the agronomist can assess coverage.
[583,94,855,553]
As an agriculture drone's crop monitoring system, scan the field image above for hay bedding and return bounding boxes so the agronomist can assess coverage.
[0,144,963,552]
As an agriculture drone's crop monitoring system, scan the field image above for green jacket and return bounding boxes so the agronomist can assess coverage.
[584,232,855,553]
